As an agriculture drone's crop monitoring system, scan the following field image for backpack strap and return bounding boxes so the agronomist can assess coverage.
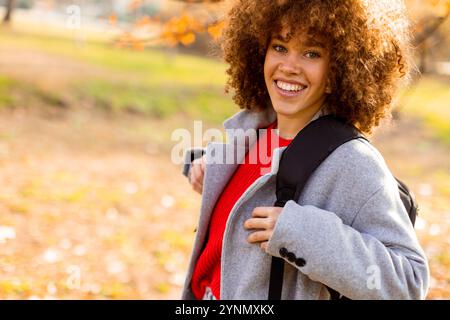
[269,115,368,300]
[274,115,368,207]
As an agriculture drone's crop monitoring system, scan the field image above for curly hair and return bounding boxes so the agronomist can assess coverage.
[221,0,413,134]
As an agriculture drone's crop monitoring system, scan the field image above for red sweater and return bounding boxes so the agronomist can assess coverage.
[191,120,292,300]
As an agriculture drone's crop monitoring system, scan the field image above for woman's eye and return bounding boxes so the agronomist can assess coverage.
[273,45,287,53]
[305,51,321,59]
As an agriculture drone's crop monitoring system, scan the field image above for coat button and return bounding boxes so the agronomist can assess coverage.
[279,247,288,258]
[286,252,296,262]
[295,258,306,267]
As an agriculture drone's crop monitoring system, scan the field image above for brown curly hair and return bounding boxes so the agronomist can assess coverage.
[221,0,413,134]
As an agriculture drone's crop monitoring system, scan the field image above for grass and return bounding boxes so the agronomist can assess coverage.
[400,77,450,144]
[75,78,233,123]
[0,76,16,108]
[0,74,68,109]
[0,27,236,124]
[0,26,449,137]
[0,29,227,87]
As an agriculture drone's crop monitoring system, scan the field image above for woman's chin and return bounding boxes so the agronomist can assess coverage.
[273,105,301,117]
[272,101,321,119]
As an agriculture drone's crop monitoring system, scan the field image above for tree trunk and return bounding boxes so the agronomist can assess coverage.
[3,0,16,24]
[419,44,428,74]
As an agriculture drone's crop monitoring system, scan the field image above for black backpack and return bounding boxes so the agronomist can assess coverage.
[269,115,419,300]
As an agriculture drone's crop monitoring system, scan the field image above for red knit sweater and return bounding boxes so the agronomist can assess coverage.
[191,120,292,300]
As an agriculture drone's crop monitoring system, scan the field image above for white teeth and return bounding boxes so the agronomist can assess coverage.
[276,80,305,92]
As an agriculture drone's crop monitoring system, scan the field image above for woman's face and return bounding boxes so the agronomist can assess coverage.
[264,28,330,118]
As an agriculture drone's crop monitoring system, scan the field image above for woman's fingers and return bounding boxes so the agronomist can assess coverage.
[244,207,283,248]
[260,241,268,252]
[247,230,271,243]
[192,180,203,193]
[191,164,203,184]
[244,218,270,230]
[190,155,206,194]
[200,154,206,172]
[252,207,270,218]
[191,170,203,193]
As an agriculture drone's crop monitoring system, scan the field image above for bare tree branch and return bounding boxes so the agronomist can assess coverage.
[2,0,16,24]
[413,11,449,46]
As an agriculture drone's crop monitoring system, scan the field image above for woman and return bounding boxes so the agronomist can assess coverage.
[182,0,429,300]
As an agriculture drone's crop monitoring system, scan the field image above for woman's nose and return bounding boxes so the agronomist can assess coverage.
[279,55,302,75]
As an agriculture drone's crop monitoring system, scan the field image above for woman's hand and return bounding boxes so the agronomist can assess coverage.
[189,154,206,194]
[244,206,283,252]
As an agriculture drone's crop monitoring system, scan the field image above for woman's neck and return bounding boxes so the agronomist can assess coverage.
[276,107,324,140]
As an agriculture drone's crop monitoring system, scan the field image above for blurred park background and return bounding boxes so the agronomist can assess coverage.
[0,0,448,299]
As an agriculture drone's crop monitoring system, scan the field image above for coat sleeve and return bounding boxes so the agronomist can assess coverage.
[266,182,430,300]
[182,147,206,181]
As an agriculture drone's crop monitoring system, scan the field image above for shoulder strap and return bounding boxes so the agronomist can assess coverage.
[275,115,368,206]
[269,115,367,300]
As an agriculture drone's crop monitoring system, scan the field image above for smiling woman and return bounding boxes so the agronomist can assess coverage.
[222,0,413,135]
[264,30,331,139]
[181,0,429,301]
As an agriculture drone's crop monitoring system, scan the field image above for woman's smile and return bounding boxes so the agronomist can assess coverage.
[273,79,308,98]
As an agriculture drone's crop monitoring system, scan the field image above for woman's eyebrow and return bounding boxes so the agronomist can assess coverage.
[304,38,326,49]
[273,34,288,42]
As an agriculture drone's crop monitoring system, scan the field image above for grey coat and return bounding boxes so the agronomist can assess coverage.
[181,107,429,300]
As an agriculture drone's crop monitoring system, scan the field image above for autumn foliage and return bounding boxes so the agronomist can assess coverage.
[108,0,449,52]
[109,1,225,51]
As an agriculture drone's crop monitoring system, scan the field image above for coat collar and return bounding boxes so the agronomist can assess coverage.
[222,104,328,139]
[223,106,277,133]
[193,104,329,258]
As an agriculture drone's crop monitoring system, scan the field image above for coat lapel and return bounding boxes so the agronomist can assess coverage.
[195,105,327,246]
[196,107,277,242]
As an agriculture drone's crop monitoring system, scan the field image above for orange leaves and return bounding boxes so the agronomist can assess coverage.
[428,0,450,16]
[207,20,225,40]
[108,14,117,27]
[115,32,145,51]
[160,13,205,47]
[111,8,226,50]
[159,12,226,47]
[434,0,450,16]
[179,32,196,46]
[132,40,146,51]
[134,15,159,28]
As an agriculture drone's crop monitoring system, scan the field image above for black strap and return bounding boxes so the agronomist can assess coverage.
[268,257,285,300]
[328,287,343,300]
[269,115,368,300]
